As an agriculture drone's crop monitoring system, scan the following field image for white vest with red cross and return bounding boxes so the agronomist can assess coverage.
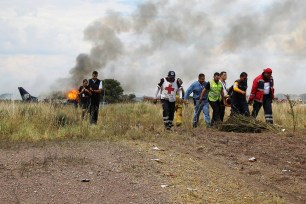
[160,78,179,102]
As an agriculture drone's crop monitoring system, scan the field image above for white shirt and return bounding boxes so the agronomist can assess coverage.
[264,82,270,94]
[220,80,228,96]
[92,80,103,89]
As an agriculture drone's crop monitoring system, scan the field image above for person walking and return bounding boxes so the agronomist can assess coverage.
[248,68,275,124]
[199,72,225,127]
[184,73,210,128]
[220,71,229,121]
[88,71,103,124]
[231,72,250,116]
[174,78,185,126]
[154,71,183,130]
[78,79,91,120]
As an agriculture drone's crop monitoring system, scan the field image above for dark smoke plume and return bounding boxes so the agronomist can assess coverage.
[56,0,306,95]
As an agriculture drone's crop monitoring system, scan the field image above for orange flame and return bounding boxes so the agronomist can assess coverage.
[67,89,79,100]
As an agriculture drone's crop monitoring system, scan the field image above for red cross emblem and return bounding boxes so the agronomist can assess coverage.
[165,84,175,94]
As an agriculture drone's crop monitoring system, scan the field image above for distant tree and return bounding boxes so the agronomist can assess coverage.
[120,93,136,102]
[300,93,306,102]
[102,79,124,103]
[128,93,136,101]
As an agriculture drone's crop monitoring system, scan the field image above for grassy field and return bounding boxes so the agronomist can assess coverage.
[0,101,305,203]
[0,101,305,142]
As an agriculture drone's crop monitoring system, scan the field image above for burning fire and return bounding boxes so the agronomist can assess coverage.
[67,89,79,100]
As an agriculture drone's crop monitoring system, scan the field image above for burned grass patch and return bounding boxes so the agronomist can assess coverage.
[219,115,278,133]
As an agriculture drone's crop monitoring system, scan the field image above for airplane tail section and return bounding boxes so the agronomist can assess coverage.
[18,87,38,102]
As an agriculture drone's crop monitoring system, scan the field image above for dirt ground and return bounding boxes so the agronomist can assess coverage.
[0,129,305,203]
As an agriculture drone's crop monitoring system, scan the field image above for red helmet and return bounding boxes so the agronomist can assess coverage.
[263,68,272,74]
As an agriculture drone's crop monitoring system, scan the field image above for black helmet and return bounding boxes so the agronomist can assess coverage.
[168,71,175,77]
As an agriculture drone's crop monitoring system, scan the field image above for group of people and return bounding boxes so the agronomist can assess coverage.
[155,68,274,130]
[78,71,103,124]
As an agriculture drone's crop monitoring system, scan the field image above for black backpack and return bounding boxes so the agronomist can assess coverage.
[228,85,234,97]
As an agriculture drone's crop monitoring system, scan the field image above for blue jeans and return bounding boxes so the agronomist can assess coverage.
[193,99,210,127]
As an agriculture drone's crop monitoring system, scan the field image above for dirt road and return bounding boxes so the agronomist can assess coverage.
[0,129,305,203]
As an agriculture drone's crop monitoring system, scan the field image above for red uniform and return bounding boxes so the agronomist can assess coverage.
[249,68,274,124]
[249,74,274,103]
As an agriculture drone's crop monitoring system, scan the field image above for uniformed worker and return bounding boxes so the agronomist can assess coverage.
[154,71,183,130]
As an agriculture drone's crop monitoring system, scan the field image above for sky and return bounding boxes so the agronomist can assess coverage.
[0,0,305,99]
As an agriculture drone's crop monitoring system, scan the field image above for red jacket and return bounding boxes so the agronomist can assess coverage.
[249,73,274,103]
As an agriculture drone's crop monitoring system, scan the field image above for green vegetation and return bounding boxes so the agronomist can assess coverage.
[0,101,305,142]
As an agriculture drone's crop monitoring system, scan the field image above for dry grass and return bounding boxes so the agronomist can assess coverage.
[0,101,305,142]
[0,101,303,203]
[219,114,278,133]
[0,101,167,142]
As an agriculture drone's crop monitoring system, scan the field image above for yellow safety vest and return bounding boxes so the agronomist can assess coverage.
[208,80,222,102]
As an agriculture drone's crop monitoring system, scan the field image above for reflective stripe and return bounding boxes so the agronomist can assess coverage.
[265,115,273,119]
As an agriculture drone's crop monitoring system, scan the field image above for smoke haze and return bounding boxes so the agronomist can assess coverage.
[59,0,306,95]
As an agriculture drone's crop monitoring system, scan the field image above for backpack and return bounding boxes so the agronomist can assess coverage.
[228,85,234,97]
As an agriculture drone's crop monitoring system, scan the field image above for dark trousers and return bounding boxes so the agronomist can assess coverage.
[251,95,273,124]
[209,100,221,126]
[80,100,90,120]
[161,99,176,128]
[220,101,225,122]
[90,103,100,124]
[231,97,250,116]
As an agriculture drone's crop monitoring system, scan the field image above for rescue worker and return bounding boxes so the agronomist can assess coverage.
[78,79,91,120]
[220,71,229,121]
[231,72,250,116]
[155,71,183,130]
[89,71,103,124]
[174,78,184,126]
[184,73,210,128]
[248,68,275,124]
[199,72,225,127]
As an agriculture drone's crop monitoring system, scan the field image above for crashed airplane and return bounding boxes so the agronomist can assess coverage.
[18,87,38,102]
